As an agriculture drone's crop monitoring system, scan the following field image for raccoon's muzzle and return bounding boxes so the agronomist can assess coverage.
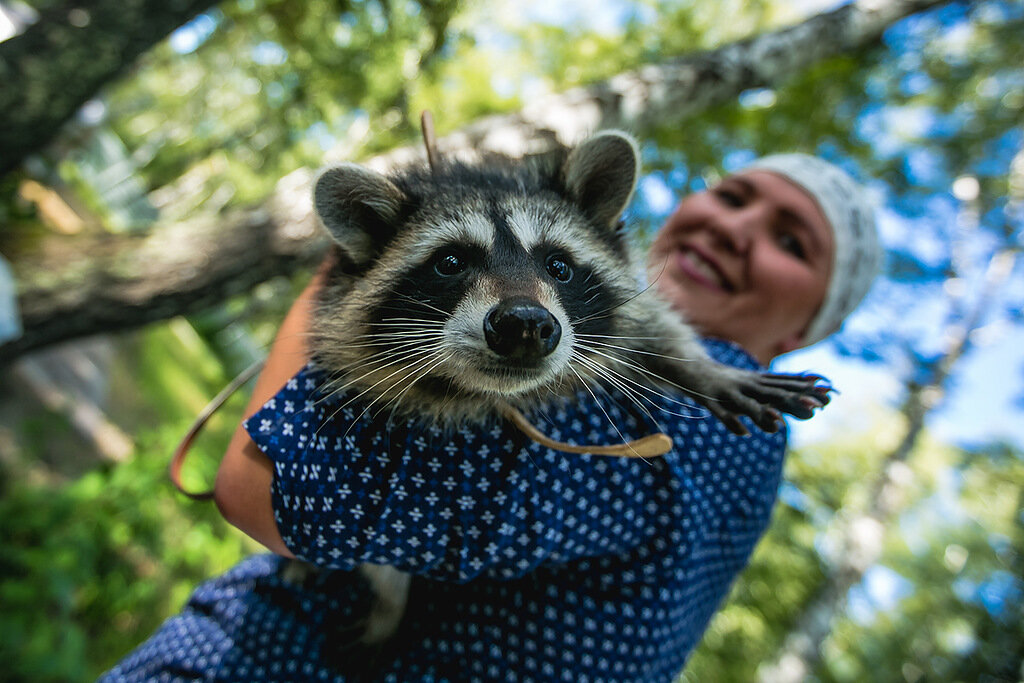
[484,297,562,362]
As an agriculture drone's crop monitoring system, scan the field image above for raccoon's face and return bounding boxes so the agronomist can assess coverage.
[312,131,641,417]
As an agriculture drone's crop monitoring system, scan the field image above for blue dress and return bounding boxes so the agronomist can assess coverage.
[101,340,787,682]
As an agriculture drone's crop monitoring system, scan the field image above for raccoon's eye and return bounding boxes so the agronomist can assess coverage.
[434,251,466,276]
[545,255,573,283]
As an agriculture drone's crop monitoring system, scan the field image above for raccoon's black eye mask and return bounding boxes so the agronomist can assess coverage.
[313,131,640,273]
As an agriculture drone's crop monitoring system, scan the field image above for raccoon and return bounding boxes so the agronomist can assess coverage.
[299,130,828,652]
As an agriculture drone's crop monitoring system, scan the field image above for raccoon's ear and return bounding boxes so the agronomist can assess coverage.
[313,163,406,266]
[562,130,640,230]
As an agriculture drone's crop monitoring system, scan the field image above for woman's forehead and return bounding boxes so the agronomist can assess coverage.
[727,170,831,232]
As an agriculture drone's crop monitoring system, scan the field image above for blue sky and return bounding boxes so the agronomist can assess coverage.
[777,328,1024,451]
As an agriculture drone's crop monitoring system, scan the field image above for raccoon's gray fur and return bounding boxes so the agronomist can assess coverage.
[297,131,828,653]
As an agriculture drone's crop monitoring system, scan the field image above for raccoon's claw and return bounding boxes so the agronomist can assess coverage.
[754,372,832,400]
[703,401,750,436]
[697,370,832,435]
[742,372,832,422]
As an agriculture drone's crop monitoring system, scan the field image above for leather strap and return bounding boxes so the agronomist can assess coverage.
[168,358,265,500]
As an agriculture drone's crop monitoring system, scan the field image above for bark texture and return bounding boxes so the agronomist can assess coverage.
[1,0,951,364]
[0,0,218,176]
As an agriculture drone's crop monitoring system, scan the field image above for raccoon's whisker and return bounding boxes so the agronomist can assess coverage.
[314,343,447,409]
[361,326,446,337]
[571,349,697,415]
[564,364,652,463]
[370,319,447,328]
[319,349,444,441]
[573,277,662,327]
[350,335,446,351]
[347,343,448,379]
[315,326,444,353]
[320,343,446,391]
[573,352,659,405]
[359,327,445,341]
[575,333,669,343]
[361,329,445,339]
[377,351,454,423]
[342,331,445,349]
[570,352,665,427]
[574,343,724,415]
[574,338,702,365]
[387,365,459,428]
[572,342,706,415]
[317,337,446,381]
[340,337,434,350]
[377,315,446,324]
[571,351,667,421]
[391,293,451,318]
[571,348,705,420]
[350,349,451,434]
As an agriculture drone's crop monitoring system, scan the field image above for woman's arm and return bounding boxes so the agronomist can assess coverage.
[213,268,327,556]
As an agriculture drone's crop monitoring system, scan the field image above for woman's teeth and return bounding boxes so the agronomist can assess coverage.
[682,249,726,289]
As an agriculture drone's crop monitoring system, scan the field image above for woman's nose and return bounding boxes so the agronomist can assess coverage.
[709,207,759,254]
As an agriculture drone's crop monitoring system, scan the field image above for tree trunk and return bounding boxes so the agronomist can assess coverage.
[0,0,951,364]
[0,0,219,177]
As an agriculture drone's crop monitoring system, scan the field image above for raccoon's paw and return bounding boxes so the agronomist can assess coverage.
[702,370,832,435]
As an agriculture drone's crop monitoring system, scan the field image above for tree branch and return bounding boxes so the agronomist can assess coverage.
[0,0,219,176]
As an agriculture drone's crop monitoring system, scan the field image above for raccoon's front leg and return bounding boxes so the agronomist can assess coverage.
[627,293,830,435]
[665,359,830,435]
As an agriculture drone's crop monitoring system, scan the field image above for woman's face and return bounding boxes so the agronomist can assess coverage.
[647,170,834,365]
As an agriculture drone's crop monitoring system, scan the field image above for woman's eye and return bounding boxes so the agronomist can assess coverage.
[714,189,744,208]
[778,233,806,260]
[546,255,573,283]
[434,251,466,276]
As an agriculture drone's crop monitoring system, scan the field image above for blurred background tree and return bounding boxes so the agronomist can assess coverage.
[0,0,1021,681]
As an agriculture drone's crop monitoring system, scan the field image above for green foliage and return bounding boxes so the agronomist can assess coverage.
[821,445,1024,683]
[0,317,269,680]
[683,434,1024,682]
[0,428,250,682]
[76,0,799,220]
[103,0,471,204]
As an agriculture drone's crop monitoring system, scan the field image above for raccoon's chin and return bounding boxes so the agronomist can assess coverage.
[453,364,563,397]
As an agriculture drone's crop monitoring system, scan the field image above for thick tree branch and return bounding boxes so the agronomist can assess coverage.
[1,172,326,363]
[1,0,951,363]
[0,0,219,176]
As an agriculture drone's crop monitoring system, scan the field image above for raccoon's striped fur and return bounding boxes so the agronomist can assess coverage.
[298,131,828,652]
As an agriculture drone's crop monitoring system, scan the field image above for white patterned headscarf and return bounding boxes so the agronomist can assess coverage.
[743,154,881,346]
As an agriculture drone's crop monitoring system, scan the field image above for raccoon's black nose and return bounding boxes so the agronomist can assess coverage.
[484,298,562,360]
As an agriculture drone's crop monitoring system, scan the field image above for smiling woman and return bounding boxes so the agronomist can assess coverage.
[648,153,879,365]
